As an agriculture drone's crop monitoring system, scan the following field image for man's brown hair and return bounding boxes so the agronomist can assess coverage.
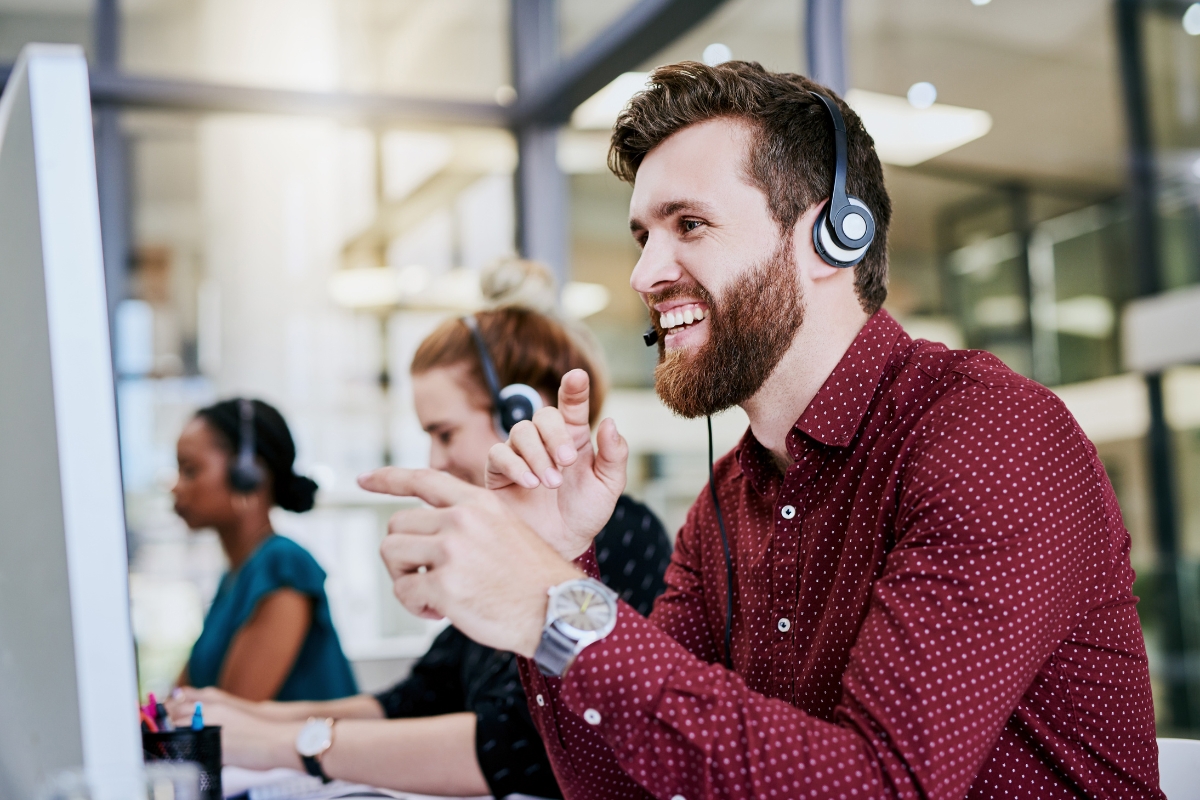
[411,307,606,427]
[609,60,891,313]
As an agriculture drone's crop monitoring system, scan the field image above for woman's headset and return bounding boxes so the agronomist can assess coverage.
[462,315,544,437]
[228,398,265,493]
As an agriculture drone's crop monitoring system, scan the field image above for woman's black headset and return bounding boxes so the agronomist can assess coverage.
[462,315,544,437]
[228,398,265,493]
[638,90,875,668]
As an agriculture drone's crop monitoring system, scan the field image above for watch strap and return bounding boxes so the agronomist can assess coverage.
[534,623,578,677]
[301,754,330,784]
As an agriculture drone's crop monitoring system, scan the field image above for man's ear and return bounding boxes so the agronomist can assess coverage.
[793,202,843,283]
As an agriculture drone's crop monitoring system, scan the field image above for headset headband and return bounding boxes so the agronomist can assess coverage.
[809,92,850,222]
[462,315,504,409]
[228,397,264,493]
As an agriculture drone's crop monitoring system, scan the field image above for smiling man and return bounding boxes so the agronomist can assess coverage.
[360,62,1162,799]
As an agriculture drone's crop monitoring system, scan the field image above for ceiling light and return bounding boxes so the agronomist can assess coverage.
[1186,3,1200,35]
[702,43,732,66]
[845,89,993,166]
[495,85,517,106]
[563,282,611,319]
[557,131,611,174]
[907,82,937,109]
[970,0,991,6]
[571,72,650,130]
[329,267,405,310]
[1055,295,1114,339]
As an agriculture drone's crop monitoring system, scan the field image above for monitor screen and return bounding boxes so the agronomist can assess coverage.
[0,44,143,800]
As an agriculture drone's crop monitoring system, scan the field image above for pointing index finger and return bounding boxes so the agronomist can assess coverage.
[557,369,592,429]
[358,467,477,508]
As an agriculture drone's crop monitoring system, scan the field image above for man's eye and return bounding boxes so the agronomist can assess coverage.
[682,219,703,233]
[438,432,452,445]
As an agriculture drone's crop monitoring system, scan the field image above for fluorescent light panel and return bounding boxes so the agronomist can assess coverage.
[845,89,992,167]
[571,72,650,130]
[570,76,992,168]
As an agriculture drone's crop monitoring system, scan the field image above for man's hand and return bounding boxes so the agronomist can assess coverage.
[358,468,582,657]
[486,369,628,560]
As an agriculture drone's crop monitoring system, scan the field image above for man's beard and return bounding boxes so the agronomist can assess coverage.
[651,240,805,418]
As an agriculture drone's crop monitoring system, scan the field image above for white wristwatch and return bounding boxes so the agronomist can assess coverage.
[296,717,334,783]
[533,577,619,677]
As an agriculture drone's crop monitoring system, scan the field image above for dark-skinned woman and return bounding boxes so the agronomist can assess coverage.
[173,398,356,702]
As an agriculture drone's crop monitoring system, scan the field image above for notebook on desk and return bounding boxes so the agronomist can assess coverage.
[222,767,497,800]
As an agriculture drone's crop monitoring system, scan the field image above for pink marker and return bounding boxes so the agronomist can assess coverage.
[142,692,157,719]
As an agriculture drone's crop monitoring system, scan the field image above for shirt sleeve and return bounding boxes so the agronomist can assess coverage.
[525,385,1114,799]
[230,537,327,631]
[374,625,468,719]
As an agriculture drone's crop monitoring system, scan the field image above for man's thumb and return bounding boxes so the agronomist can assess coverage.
[593,418,628,493]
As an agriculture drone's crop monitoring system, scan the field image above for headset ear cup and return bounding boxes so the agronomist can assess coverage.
[228,457,264,493]
[813,199,872,268]
[496,384,544,435]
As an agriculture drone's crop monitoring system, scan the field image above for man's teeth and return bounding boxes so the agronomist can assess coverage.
[659,306,707,329]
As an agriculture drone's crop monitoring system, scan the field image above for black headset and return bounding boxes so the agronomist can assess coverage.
[641,91,874,350]
[809,91,876,268]
[637,91,874,668]
[228,398,265,493]
[462,315,544,437]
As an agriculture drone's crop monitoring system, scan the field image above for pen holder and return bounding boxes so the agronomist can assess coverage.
[142,726,221,800]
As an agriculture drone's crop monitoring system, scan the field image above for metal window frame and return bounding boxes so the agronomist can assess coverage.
[0,0,731,305]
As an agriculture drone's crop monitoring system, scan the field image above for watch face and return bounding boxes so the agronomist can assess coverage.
[296,719,332,757]
[550,583,614,634]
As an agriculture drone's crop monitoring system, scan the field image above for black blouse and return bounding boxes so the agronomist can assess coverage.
[374,495,671,799]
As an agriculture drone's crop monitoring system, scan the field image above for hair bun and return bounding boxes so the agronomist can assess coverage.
[481,257,557,314]
[275,473,318,513]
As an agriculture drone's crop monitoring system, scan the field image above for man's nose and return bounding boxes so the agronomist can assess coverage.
[630,235,684,296]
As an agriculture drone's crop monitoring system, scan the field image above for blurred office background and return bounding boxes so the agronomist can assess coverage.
[3,0,1200,735]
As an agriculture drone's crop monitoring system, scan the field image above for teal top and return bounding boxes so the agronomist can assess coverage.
[187,534,358,701]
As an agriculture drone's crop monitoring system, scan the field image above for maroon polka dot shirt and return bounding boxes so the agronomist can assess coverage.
[520,310,1162,799]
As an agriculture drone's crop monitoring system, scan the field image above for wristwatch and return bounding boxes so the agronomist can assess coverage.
[295,717,335,783]
[534,577,619,677]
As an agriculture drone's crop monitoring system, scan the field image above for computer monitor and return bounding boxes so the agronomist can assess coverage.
[0,44,143,800]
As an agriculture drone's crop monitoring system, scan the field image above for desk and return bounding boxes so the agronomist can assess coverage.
[223,767,551,800]
[222,766,492,800]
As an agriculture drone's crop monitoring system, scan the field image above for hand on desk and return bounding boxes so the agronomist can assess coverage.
[166,695,302,771]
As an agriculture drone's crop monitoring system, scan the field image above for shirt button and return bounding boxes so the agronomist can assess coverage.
[780,504,796,520]
[778,617,791,633]
[671,796,686,800]
[535,694,544,707]
[583,708,602,725]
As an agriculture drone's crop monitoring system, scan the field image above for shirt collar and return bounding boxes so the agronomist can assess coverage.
[794,309,908,449]
[734,310,909,492]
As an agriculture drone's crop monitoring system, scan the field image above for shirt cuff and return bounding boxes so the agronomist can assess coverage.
[575,544,600,579]
[557,601,700,752]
